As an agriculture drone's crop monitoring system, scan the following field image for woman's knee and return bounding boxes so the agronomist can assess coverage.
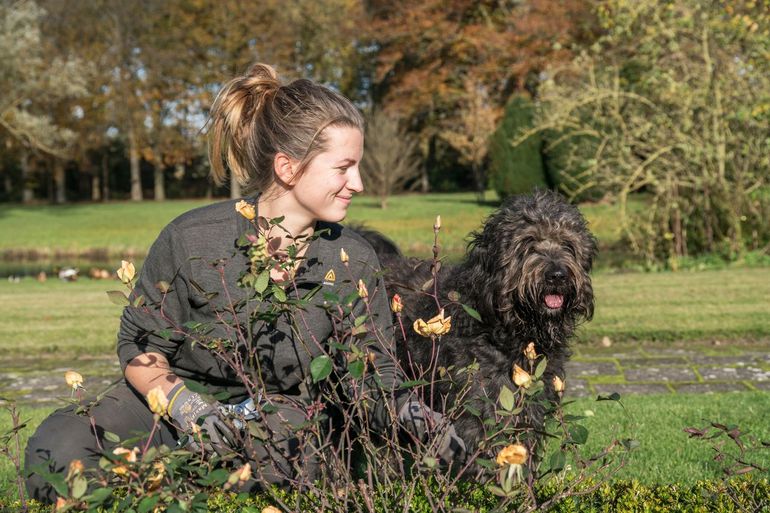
[24,407,98,503]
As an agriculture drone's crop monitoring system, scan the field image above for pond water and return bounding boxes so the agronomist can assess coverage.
[0,258,145,280]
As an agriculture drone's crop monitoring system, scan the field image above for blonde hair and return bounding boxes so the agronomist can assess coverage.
[207,63,365,194]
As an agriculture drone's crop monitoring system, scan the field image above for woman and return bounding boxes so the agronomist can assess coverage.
[25,63,464,503]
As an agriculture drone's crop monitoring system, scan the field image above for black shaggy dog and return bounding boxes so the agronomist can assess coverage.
[363,190,597,454]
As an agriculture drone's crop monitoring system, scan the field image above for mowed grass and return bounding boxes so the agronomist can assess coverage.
[0,267,767,358]
[563,391,770,485]
[0,192,633,262]
[2,392,769,499]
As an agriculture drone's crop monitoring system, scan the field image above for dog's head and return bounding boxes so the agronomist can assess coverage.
[466,190,597,332]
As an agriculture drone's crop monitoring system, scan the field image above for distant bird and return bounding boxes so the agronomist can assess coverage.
[58,268,79,281]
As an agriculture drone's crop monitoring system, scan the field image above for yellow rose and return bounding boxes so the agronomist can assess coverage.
[512,364,532,389]
[434,215,441,230]
[112,447,138,476]
[146,386,169,417]
[235,200,256,220]
[64,370,83,390]
[496,443,528,466]
[117,260,136,284]
[553,375,565,394]
[390,294,403,313]
[67,459,84,478]
[262,507,282,513]
[340,247,349,264]
[357,279,369,299]
[413,310,452,337]
[523,342,538,362]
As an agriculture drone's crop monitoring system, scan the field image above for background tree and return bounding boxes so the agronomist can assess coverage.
[0,1,87,202]
[439,78,498,200]
[360,110,421,208]
[525,0,770,265]
[365,0,596,190]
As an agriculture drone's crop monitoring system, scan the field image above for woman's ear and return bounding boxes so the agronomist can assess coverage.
[273,152,298,185]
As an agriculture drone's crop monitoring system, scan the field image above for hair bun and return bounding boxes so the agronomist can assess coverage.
[242,63,280,114]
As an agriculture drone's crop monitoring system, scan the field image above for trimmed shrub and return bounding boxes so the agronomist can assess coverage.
[489,94,549,199]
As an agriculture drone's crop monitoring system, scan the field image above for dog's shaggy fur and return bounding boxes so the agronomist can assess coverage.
[364,190,597,453]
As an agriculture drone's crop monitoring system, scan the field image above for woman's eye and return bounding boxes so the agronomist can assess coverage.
[336,167,349,174]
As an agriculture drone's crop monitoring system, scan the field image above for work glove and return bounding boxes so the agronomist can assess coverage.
[398,399,467,466]
[167,383,237,455]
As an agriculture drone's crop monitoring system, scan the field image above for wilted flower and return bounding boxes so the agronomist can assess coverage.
[262,507,282,513]
[54,497,68,511]
[524,342,538,362]
[147,461,165,488]
[496,443,528,466]
[413,310,452,337]
[112,447,138,476]
[64,370,84,390]
[390,294,403,313]
[553,375,565,395]
[357,279,368,298]
[340,247,349,264]
[117,260,136,284]
[67,459,84,479]
[226,463,252,488]
[146,386,169,417]
[512,364,532,389]
[235,200,256,220]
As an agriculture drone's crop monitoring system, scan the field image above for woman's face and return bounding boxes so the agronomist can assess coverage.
[288,125,364,224]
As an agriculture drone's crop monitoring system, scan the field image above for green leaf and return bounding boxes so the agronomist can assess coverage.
[87,487,113,506]
[255,271,269,294]
[461,303,482,322]
[71,475,88,499]
[498,385,515,412]
[534,357,548,379]
[353,314,368,327]
[138,495,161,513]
[103,431,120,443]
[621,438,640,450]
[569,424,589,445]
[348,359,365,379]
[106,290,129,306]
[550,451,566,472]
[310,355,333,383]
[398,379,430,389]
[488,485,509,497]
[272,284,287,302]
[133,294,145,307]
[184,380,208,394]
[475,457,494,470]
[157,329,173,341]
[597,392,621,401]
[213,391,231,401]
[269,215,285,225]
[351,324,368,336]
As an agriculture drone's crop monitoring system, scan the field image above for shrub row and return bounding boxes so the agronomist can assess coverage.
[6,476,767,512]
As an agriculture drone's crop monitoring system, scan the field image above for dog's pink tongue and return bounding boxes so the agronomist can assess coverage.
[545,294,564,309]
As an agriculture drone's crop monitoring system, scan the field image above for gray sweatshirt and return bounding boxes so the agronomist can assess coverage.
[117,197,404,432]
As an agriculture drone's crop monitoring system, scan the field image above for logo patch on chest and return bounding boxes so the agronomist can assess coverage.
[323,269,336,286]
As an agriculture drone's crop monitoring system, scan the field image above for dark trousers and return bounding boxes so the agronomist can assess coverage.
[24,381,319,504]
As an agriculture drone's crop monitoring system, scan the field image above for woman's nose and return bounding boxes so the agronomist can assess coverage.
[347,166,364,193]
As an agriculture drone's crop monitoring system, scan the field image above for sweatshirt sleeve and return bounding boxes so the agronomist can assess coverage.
[116,223,192,372]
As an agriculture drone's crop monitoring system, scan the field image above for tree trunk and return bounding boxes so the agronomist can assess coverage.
[153,161,165,201]
[53,159,66,204]
[230,173,241,199]
[101,153,110,201]
[129,128,143,201]
[21,149,34,203]
[3,172,11,198]
[91,172,101,201]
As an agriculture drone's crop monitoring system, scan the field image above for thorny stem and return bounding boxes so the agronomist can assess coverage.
[2,403,28,512]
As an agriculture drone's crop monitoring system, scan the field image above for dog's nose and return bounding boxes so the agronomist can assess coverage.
[545,266,567,283]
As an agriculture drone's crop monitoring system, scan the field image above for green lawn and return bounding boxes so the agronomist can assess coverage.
[564,391,770,485]
[2,392,768,500]
[0,268,767,358]
[0,192,633,263]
